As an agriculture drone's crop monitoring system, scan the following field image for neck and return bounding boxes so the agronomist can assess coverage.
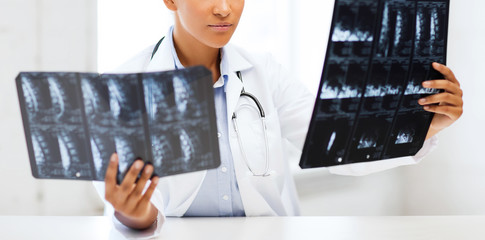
[172,24,221,84]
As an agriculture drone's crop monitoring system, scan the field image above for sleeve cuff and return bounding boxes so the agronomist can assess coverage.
[109,210,165,239]
[412,134,439,163]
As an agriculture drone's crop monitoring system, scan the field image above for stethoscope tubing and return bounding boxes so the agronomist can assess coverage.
[232,71,270,177]
[232,110,270,177]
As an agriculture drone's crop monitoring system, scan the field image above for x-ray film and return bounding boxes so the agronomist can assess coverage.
[17,66,220,181]
[300,0,449,168]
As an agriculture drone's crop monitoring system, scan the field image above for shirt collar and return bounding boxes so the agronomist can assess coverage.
[168,26,184,70]
[214,47,229,89]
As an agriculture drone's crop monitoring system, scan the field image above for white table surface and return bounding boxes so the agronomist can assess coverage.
[1,216,485,240]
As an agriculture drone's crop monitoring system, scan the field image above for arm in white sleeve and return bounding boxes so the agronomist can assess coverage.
[327,135,439,176]
[266,57,316,172]
[268,55,314,152]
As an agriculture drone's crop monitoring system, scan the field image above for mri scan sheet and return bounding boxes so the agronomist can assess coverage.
[16,66,220,182]
[300,0,449,168]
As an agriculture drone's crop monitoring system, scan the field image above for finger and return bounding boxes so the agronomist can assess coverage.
[424,105,463,120]
[422,80,463,96]
[105,153,119,196]
[432,62,460,86]
[125,164,154,211]
[119,160,144,193]
[137,177,159,210]
[418,92,463,107]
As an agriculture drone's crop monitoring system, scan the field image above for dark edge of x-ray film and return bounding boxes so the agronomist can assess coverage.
[16,72,95,180]
[16,66,220,181]
[300,0,449,169]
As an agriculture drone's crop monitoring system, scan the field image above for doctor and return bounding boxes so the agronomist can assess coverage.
[98,0,464,230]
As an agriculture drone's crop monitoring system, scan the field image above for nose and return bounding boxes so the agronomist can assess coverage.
[213,0,231,17]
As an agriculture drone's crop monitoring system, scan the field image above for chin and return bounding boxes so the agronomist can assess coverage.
[206,39,231,49]
[212,42,230,48]
[204,32,234,48]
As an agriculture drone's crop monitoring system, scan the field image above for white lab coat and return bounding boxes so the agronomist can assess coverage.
[94,37,438,222]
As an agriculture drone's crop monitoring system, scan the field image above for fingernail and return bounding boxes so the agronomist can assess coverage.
[423,81,431,87]
[134,161,143,169]
[424,106,430,110]
[419,98,426,104]
[152,178,159,185]
[145,166,152,174]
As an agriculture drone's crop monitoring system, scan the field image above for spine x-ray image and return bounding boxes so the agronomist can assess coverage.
[301,0,449,168]
[17,66,220,181]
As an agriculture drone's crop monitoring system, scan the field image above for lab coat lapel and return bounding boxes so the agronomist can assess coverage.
[222,45,253,122]
[146,37,176,72]
[225,72,243,122]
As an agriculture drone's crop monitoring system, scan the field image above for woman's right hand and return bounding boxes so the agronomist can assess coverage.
[104,153,160,230]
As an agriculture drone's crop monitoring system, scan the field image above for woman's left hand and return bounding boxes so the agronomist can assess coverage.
[419,62,464,140]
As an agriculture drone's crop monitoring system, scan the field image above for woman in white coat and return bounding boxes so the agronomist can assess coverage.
[99,0,464,230]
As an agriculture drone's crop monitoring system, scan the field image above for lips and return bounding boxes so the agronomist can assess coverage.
[208,23,233,32]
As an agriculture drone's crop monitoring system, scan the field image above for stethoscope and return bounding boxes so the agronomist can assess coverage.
[232,71,270,177]
[151,38,270,177]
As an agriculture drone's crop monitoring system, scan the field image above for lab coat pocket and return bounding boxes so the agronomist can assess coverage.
[234,110,285,189]
[235,111,272,175]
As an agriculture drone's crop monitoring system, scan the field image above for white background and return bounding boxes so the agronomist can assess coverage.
[0,0,484,216]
